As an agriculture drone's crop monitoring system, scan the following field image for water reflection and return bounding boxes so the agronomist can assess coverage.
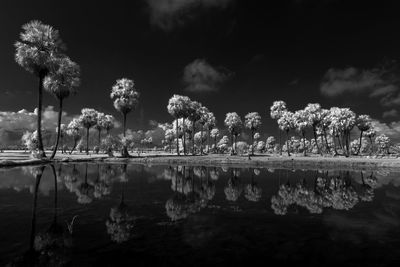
[106,164,135,243]
[9,165,73,266]
[1,163,400,265]
[271,171,378,215]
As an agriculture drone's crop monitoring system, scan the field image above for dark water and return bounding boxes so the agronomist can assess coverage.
[1,163,400,266]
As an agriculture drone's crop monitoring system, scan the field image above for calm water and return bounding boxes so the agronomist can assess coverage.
[1,163,400,266]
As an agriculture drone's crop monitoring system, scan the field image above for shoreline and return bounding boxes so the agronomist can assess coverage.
[1,151,400,171]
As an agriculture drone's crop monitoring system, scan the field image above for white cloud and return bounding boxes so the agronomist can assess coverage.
[371,119,400,143]
[146,0,233,30]
[183,59,232,93]
[320,65,400,113]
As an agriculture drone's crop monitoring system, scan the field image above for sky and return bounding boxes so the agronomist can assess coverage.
[1,0,400,144]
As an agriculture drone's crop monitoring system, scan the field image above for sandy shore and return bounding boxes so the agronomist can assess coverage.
[1,150,399,171]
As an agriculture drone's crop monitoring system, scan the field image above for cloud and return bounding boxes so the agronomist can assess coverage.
[183,59,232,93]
[382,109,398,119]
[146,0,233,31]
[0,106,75,147]
[320,64,400,111]
[370,119,400,143]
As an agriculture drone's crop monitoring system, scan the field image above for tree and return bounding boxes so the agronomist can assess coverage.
[167,95,191,156]
[44,56,80,159]
[328,107,356,157]
[197,106,210,154]
[187,100,202,155]
[355,115,372,155]
[210,128,220,152]
[95,112,107,148]
[15,20,66,158]
[304,103,323,155]
[277,111,294,156]
[67,118,81,154]
[270,101,287,155]
[364,127,376,155]
[375,134,390,154]
[56,124,67,154]
[111,78,140,157]
[78,108,98,155]
[293,109,310,156]
[103,115,115,134]
[204,112,216,153]
[224,112,243,155]
[245,112,262,155]
[164,128,175,153]
[320,109,332,153]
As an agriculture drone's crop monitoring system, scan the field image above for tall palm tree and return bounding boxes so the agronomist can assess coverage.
[44,56,80,159]
[245,112,262,156]
[110,78,140,157]
[78,108,98,155]
[167,95,191,156]
[15,20,66,158]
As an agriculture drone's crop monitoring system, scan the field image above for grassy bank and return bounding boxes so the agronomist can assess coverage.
[1,150,400,171]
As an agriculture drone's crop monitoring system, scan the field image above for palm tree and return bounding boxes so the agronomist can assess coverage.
[103,115,115,135]
[210,128,220,152]
[66,118,82,154]
[355,115,372,155]
[204,112,216,153]
[44,56,80,159]
[167,95,191,156]
[187,101,202,155]
[270,101,287,156]
[277,111,294,156]
[244,112,262,155]
[293,110,310,156]
[224,112,243,155]
[15,21,66,158]
[111,78,140,157]
[78,108,98,155]
[304,103,323,155]
[95,112,106,147]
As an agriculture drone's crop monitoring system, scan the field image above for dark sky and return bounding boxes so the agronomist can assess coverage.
[1,0,400,135]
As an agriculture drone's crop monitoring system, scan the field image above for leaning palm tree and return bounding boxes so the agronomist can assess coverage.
[355,115,372,155]
[15,20,66,158]
[110,78,140,158]
[44,56,80,159]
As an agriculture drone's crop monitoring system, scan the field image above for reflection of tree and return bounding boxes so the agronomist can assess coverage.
[76,164,94,204]
[271,172,369,215]
[106,166,134,243]
[93,165,112,199]
[9,165,73,266]
[224,169,242,202]
[165,166,204,221]
[244,169,262,202]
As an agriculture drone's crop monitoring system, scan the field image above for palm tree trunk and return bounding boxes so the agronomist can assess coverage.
[214,136,217,153]
[192,122,196,155]
[98,129,101,147]
[279,129,282,155]
[286,130,291,157]
[323,128,330,153]
[302,132,307,156]
[121,112,129,157]
[86,127,90,155]
[356,130,363,155]
[70,138,78,154]
[207,129,211,153]
[176,119,180,156]
[37,73,46,158]
[200,127,203,155]
[50,98,63,159]
[182,118,186,155]
[313,126,322,155]
[251,129,255,155]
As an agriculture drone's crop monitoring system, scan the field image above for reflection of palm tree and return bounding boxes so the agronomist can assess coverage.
[32,165,72,265]
[224,169,243,202]
[359,171,374,202]
[244,169,262,202]
[106,182,134,243]
[77,163,94,204]
[94,164,111,199]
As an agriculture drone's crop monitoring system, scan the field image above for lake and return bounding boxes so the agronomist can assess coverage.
[1,163,400,266]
